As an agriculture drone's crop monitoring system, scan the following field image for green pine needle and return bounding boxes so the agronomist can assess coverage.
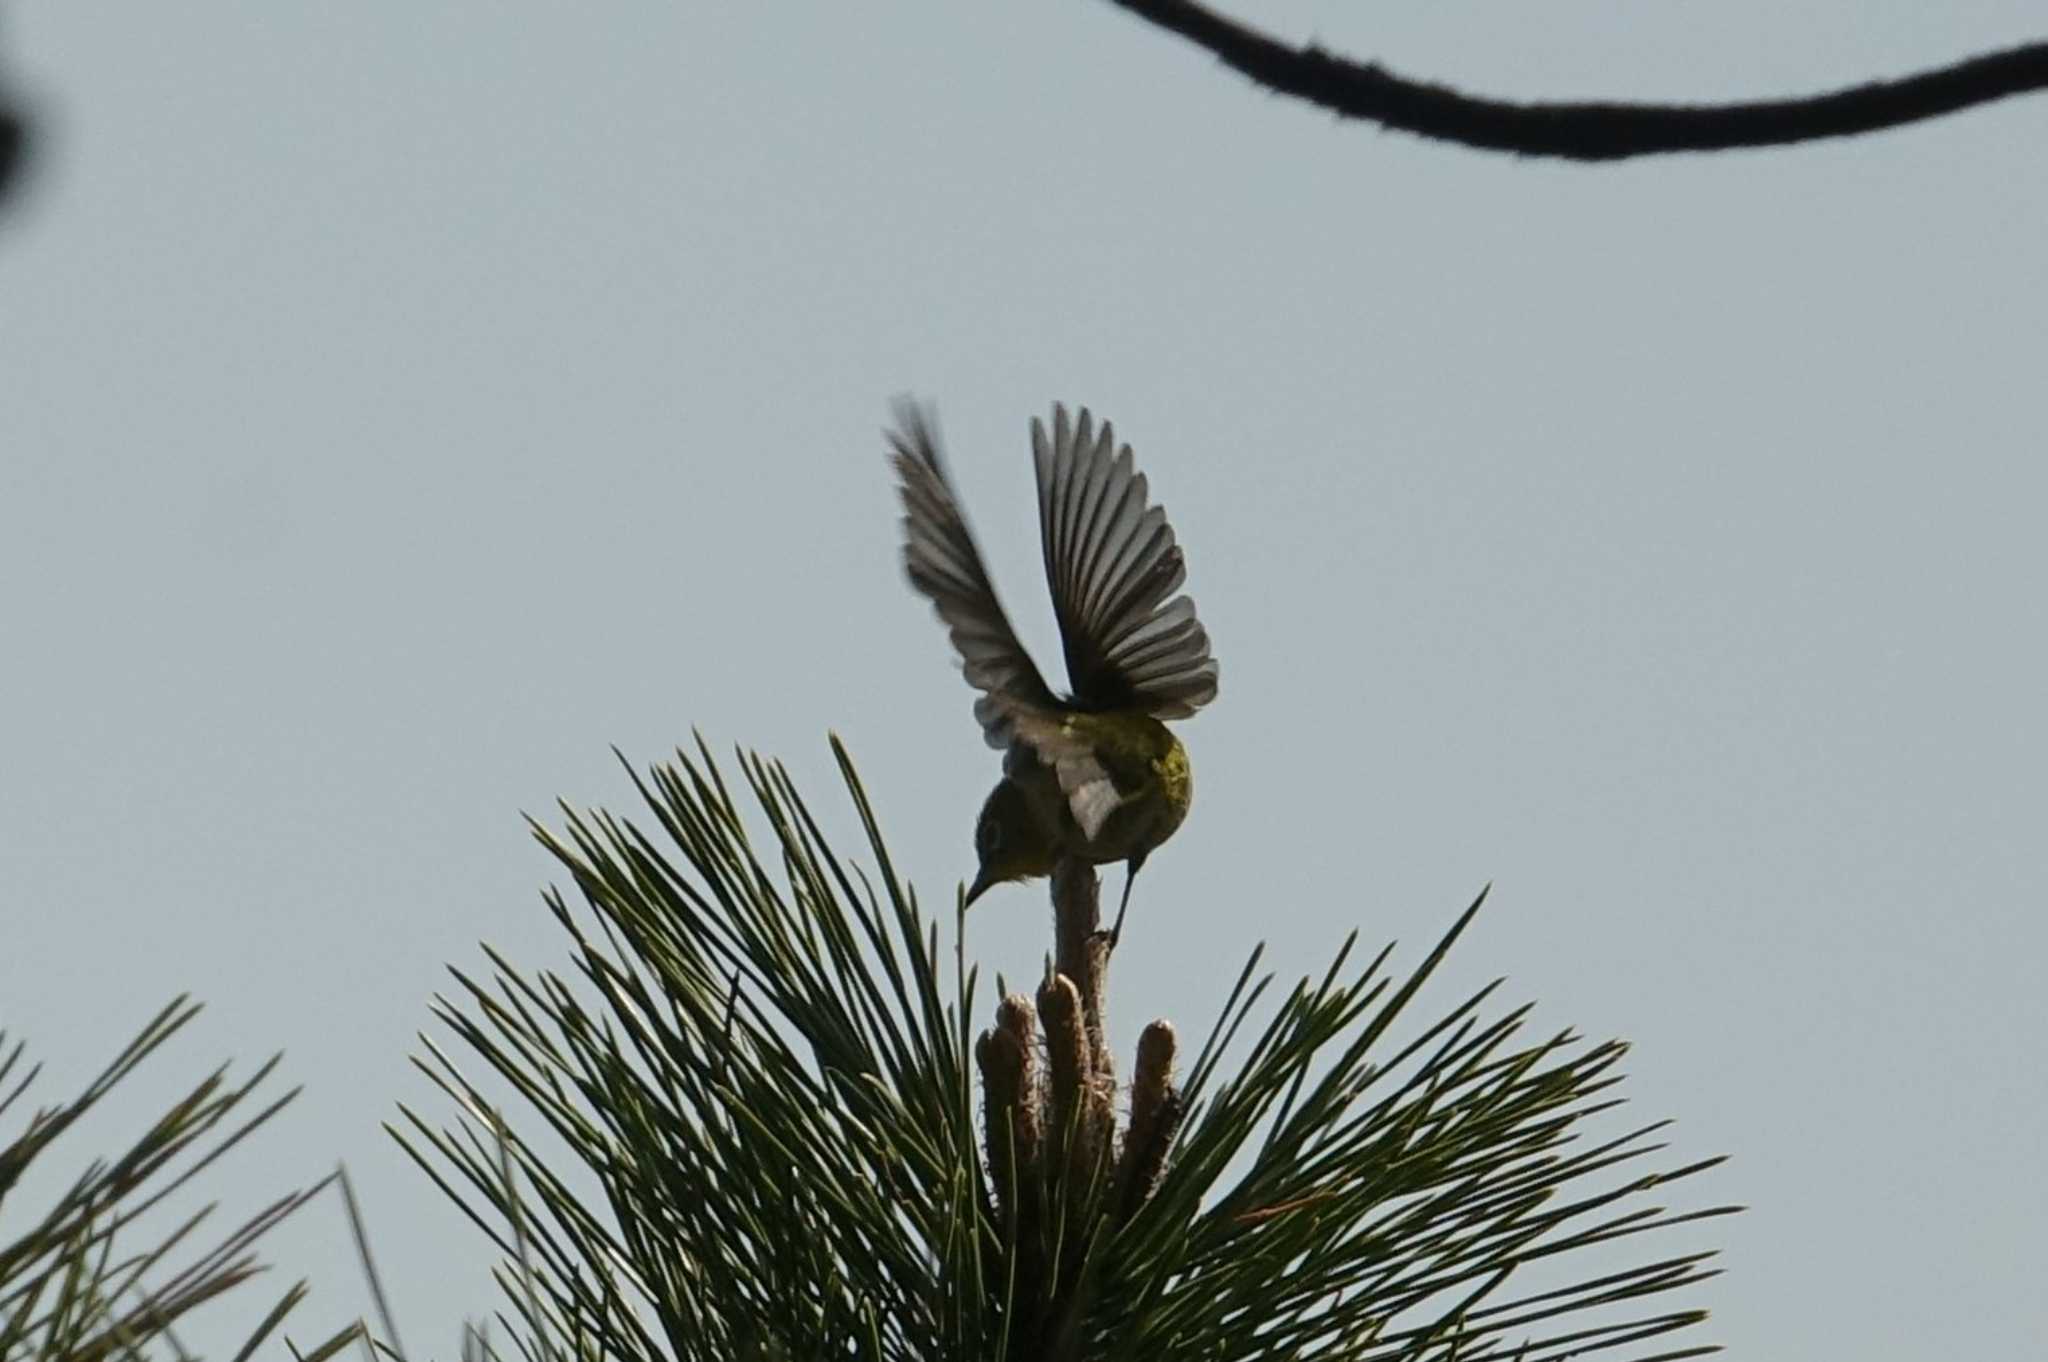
[399,738,1733,1361]
[0,1001,353,1362]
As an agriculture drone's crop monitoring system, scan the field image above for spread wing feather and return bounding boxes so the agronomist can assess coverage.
[1033,405,1219,717]
[889,400,1059,748]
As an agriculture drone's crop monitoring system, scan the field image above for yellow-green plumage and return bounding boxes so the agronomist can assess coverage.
[972,714,1191,892]
[890,401,1218,941]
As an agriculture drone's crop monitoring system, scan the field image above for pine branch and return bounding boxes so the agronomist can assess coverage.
[0,1003,356,1362]
[404,737,1733,1361]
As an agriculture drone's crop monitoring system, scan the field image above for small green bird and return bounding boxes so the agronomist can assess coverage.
[889,400,1219,943]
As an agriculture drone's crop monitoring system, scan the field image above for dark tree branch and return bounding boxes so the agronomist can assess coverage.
[1108,0,2048,160]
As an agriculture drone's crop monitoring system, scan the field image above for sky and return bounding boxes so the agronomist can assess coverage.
[2,2,2043,1357]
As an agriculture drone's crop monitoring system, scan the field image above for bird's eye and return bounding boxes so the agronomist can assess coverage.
[978,819,1002,854]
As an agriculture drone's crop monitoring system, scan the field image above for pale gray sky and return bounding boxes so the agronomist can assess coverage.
[3,3,2043,1357]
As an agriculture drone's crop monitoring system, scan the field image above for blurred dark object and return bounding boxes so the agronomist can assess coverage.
[0,10,30,214]
[0,99,24,206]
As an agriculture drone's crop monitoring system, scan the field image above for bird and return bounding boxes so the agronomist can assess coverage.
[889,399,1219,944]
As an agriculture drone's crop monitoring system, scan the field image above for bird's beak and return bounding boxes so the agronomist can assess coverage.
[964,867,996,908]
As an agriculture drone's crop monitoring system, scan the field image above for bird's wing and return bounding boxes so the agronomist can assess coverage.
[1032,404,1219,718]
[891,400,1060,748]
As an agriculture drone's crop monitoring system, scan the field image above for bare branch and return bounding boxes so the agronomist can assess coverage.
[1109,0,2048,160]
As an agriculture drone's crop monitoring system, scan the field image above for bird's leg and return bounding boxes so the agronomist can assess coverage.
[1106,855,1145,949]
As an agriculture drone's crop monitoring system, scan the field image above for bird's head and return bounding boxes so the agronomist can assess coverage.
[965,778,1058,906]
